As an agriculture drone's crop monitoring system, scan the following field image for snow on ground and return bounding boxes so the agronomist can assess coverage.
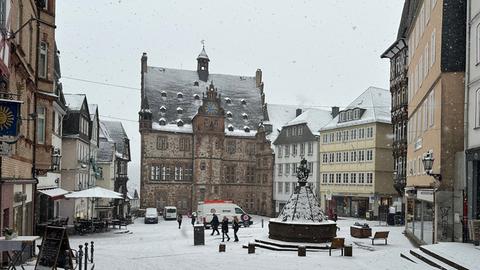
[25,216,433,270]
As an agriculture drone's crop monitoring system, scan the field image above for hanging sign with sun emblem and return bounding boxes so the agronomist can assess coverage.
[0,99,21,137]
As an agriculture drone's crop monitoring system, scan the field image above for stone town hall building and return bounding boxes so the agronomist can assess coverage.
[138,48,274,216]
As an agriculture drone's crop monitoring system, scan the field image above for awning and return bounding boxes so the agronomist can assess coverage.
[38,188,70,199]
[65,186,123,199]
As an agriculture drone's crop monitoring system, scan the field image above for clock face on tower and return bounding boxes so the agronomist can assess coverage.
[205,102,219,115]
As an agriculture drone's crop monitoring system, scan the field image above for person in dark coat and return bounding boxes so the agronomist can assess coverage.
[221,216,230,242]
[210,213,220,235]
[191,212,196,226]
[232,216,240,242]
[177,213,182,229]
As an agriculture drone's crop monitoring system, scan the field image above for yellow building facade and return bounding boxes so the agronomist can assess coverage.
[319,87,397,219]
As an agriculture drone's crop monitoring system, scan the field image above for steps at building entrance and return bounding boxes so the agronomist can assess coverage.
[409,248,456,270]
[242,239,326,252]
[419,244,474,270]
[254,238,328,250]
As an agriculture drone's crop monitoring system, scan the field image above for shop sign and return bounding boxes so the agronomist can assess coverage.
[0,99,21,137]
[417,189,434,202]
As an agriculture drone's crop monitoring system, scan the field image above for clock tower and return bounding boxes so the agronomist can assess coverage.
[192,82,225,203]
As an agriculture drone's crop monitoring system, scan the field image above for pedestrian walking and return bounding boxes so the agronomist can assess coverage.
[221,216,230,242]
[177,213,182,229]
[191,212,196,226]
[210,213,220,235]
[232,216,240,242]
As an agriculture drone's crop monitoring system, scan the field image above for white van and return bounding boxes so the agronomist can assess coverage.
[144,208,159,224]
[197,200,251,228]
[163,206,177,220]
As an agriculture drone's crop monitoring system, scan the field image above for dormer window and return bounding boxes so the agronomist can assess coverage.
[347,110,352,121]
[225,97,232,104]
[244,126,250,133]
[161,91,167,98]
[159,118,166,125]
[194,81,199,86]
[241,99,247,105]
[177,92,183,99]
[176,119,184,127]
[193,94,200,100]
[227,124,234,131]
[339,112,345,122]
[226,111,233,118]
[354,109,360,119]
[160,106,167,113]
[242,113,248,120]
[177,107,183,114]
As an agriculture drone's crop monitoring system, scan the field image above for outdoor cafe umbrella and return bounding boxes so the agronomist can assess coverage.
[65,187,123,220]
[65,186,123,199]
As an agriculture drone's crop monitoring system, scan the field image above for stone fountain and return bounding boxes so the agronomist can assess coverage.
[269,158,337,243]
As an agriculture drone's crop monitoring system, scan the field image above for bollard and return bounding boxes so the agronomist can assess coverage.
[261,219,264,228]
[248,242,255,254]
[78,245,83,269]
[90,241,94,263]
[84,242,89,270]
[344,245,352,257]
[219,243,226,252]
[298,245,306,257]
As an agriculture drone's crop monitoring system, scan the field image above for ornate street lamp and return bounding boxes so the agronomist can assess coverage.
[422,152,441,181]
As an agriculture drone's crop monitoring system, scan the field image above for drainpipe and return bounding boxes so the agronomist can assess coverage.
[32,3,42,236]
[463,0,471,242]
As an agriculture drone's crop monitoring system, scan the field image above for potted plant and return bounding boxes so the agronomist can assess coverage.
[3,227,17,240]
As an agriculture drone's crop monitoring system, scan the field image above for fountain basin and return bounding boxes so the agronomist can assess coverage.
[268,220,337,243]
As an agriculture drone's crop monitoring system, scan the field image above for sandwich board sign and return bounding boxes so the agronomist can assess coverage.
[35,226,73,270]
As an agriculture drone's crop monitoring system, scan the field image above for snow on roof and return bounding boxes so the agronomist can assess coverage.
[152,122,193,133]
[101,121,129,155]
[64,94,86,111]
[264,104,300,143]
[197,47,209,59]
[284,108,332,135]
[225,128,256,137]
[321,86,391,131]
[88,104,98,117]
[144,66,264,134]
[97,140,115,163]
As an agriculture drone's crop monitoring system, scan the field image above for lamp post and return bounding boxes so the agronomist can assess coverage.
[422,152,442,181]
[422,151,441,244]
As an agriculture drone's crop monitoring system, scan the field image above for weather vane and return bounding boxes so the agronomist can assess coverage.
[201,39,205,48]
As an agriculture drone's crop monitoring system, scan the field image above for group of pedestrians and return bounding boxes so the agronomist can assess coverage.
[210,213,240,242]
[176,212,241,242]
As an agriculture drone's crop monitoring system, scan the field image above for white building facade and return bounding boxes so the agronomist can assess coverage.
[466,0,480,223]
[272,108,332,215]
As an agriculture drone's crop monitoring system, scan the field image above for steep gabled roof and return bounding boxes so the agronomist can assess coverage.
[321,87,391,130]
[101,121,129,160]
[64,94,87,112]
[144,66,264,133]
[284,108,332,135]
[88,104,98,118]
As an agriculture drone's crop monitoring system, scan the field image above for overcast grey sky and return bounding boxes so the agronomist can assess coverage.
[56,0,404,192]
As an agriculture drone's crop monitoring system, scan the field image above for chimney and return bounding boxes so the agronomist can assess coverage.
[296,108,302,117]
[331,106,339,118]
[141,52,148,73]
[255,69,262,87]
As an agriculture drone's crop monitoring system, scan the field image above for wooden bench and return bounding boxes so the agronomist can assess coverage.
[370,231,389,245]
[327,237,345,256]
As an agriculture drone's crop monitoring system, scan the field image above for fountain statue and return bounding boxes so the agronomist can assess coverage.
[268,158,337,243]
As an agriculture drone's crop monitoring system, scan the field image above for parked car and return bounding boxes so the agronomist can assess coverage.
[196,200,251,228]
[163,206,177,220]
[144,208,159,224]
